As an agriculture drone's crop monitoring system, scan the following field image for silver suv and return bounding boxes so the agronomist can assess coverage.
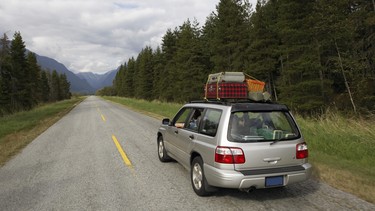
[157,100,311,196]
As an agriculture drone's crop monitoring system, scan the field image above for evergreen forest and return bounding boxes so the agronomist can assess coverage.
[105,0,375,115]
[0,32,71,117]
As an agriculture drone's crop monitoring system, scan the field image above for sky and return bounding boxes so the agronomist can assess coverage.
[0,0,257,74]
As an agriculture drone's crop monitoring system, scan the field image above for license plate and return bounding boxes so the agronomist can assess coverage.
[265,176,284,187]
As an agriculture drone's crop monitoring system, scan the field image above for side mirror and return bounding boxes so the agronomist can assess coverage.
[162,118,170,125]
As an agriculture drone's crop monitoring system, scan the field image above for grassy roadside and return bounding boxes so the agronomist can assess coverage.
[102,96,182,119]
[103,96,375,204]
[0,97,85,166]
[297,115,375,204]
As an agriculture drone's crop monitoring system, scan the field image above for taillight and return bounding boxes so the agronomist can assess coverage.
[296,142,308,159]
[215,146,245,164]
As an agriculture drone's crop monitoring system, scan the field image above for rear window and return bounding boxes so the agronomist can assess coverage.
[227,111,300,142]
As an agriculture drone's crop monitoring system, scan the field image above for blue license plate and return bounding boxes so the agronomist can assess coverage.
[265,176,284,187]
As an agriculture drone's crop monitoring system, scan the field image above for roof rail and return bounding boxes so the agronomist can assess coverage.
[189,98,274,105]
[189,100,230,105]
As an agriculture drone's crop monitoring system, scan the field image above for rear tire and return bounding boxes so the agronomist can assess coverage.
[191,156,214,196]
[157,136,171,162]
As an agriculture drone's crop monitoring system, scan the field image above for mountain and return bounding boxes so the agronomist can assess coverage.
[30,50,118,94]
[35,54,95,94]
[76,69,118,91]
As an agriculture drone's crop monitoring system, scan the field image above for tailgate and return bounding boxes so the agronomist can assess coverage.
[234,141,303,171]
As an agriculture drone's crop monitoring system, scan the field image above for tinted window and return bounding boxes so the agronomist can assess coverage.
[228,111,300,142]
[186,108,204,132]
[200,109,222,137]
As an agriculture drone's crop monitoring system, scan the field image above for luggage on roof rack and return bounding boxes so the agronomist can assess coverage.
[204,72,269,101]
[205,82,248,99]
[246,76,265,93]
[206,72,245,83]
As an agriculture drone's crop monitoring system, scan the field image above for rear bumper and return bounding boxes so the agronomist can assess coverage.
[204,163,312,189]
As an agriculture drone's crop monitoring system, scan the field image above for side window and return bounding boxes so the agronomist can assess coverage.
[200,109,222,137]
[187,108,204,132]
[173,108,193,128]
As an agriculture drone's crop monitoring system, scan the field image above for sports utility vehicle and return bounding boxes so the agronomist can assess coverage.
[157,100,311,196]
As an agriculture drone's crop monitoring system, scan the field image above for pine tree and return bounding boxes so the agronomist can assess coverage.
[347,0,375,111]
[201,13,217,73]
[134,46,154,100]
[312,0,367,113]
[27,52,42,105]
[113,64,124,96]
[0,72,3,115]
[247,0,280,99]
[59,73,71,100]
[159,29,178,101]
[10,32,32,111]
[211,0,251,72]
[274,0,328,113]
[152,47,164,99]
[40,71,50,102]
[50,70,60,101]
[124,58,136,97]
[174,20,206,102]
[0,33,12,115]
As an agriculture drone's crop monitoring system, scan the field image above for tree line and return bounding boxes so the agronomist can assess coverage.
[0,32,71,117]
[106,0,374,115]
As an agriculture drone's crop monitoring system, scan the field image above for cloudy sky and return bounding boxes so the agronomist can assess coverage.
[1,0,257,74]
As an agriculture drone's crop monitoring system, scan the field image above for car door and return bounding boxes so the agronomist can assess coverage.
[164,107,193,166]
[176,108,204,168]
[165,107,203,169]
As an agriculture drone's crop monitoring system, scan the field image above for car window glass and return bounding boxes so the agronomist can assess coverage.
[187,108,204,132]
[200,109,222,137]
[228,111,299,142]
[173,108,193,128]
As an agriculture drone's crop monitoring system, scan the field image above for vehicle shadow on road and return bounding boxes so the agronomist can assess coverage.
[213,179,320,201]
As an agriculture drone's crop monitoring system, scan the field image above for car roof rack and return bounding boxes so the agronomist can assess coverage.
[189,99,289,112]
[189,98,274,105]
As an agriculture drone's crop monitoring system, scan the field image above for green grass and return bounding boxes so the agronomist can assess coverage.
[102,96,181,119]
[298,114,375,176]
[0,97,85,165]
[0,98,84,140]
[297,114,375,203]
[103,96,375,203]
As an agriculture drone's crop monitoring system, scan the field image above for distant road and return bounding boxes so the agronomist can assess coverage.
[0,96,373,210]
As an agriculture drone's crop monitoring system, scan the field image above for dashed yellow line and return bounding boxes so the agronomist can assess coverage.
[96,103,135,176]
[112,135,133,168]
[96,105,106,122]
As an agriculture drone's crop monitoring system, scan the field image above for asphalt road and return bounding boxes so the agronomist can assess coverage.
[0,96,374,211]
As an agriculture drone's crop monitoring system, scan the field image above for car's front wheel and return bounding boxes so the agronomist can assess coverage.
[191,156,214,196]
[157,135,171,162]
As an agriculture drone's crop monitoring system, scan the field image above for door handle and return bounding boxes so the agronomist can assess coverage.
[189,135,194,140]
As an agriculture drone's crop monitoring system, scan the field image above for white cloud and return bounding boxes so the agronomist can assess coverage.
[0,0,257,74]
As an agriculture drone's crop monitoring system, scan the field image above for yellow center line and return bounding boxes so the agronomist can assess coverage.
[95,105,106,122]
[112,135,133,168]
